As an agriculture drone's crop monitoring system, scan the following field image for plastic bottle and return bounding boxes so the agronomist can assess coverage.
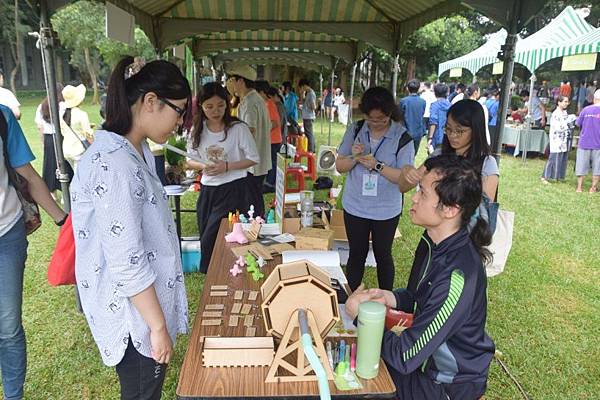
[356,301,386,379]
[300,190,314,228]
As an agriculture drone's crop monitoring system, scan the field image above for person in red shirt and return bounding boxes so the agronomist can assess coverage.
[559,80,572,99]
[256,80,282,192]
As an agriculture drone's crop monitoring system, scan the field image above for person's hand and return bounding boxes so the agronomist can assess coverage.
[351,143,365,157]
[364,288,397,308]
[203,160,227,176]
[357,154,377,170]
[150,326,173,364]
[345,284,370,320]
[403,165,424,186]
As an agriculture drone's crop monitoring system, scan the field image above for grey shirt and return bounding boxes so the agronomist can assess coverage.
[301,88,317,120]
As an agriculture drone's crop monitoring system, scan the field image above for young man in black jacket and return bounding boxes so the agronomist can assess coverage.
[346,154,495,400]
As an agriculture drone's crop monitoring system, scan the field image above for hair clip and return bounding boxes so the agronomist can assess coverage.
[124,57,146,80]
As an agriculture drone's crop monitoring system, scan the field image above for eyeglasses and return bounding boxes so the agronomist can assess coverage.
[445,127,469,138]
[159,97,187,118]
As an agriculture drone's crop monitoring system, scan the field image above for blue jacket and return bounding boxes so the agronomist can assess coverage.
[486,98,499,127]
[381,229,495,390]
[429,99,451,147]
[284,91,299,121]
[399,94,426,140]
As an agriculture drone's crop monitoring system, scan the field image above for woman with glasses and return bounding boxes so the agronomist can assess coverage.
[400,99,498,202]
[335,86,415,291]
[70,56,190,399]
[187,82,259,274]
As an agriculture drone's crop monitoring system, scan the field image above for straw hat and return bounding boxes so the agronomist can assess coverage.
[62,84,86,108]
[226,65,257,82]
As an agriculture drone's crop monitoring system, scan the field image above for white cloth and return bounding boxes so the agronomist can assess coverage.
[480,101,491,145]
[420,90,436,118]
[0,87,20,115]
[71,130,188,367]
[238,89,271,176]
[451,93,465,104]
[35,102,66,134]
[333,93,345,107]
[188,122,259,186]
[548,108,574,153]
[61,107,92,161]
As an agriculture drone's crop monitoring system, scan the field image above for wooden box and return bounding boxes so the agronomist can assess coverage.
[294,227,334,250]
[202,336,275,367]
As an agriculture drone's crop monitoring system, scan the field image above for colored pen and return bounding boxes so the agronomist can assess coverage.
[345,343,350,365]
[326,341,334,370]
[339,340,346,366]
[350,343,357,371]
[333,342,338,368]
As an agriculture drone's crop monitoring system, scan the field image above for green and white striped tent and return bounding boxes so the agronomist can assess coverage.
[559,27,600,56]
[439,6,597,76]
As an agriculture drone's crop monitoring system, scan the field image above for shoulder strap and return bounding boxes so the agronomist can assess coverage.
[353,119,365,140]
[395,131,414,156]
[0,109,10,169]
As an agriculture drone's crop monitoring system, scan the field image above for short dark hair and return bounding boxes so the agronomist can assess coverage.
[359,86,401,122]
[232,75,255,89]
[434,83,449,98]
[298,78,311,88]
[519,89,530,97]
[456,83,466,91]
[423,81,432,89]
[407,79,420,94]
[424,154,492,264]
[466,84,479,97]
[255,80,271,94]
[282,81,293,91]
[103,56,191,136]
[442,99,491,171]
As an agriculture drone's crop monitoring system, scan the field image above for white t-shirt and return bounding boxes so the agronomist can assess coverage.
[188,122,260,186]
[35,102,66,134]
[451,93,465,104]
[0,87,20,115]
[420,90,436,118]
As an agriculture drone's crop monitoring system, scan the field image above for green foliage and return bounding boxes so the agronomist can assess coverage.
[401,16,485,80]
[165,135,187,166]
[97,28,156,68]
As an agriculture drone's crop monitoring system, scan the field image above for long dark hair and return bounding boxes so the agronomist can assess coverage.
[41,83,64,124]
[424,154,492,264]
[442,99,490,171]
[192,82,242,149]
[359,86,402,122]
[103,56,191,136]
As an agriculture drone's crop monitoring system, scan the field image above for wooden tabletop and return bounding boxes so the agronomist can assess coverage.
[176,219,396,399]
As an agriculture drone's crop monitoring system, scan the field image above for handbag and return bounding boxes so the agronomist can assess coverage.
[0,109,42,235]
[485,209,515,277]
[47,213,76,286]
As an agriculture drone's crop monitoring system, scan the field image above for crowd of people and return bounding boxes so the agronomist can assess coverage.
[0,56,598,400]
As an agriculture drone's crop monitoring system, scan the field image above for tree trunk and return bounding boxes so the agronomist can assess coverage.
[9,0,20,94]
[406,56,416,82]
[83,47,99,104]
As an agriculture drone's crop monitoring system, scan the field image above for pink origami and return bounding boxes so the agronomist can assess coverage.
[225,223,248,244]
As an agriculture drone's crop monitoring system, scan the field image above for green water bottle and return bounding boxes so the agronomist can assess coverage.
[355,301,386,379]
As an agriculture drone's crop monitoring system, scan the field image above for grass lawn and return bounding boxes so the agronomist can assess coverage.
[3,94,599,399]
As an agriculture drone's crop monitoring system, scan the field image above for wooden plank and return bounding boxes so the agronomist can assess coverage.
[248,290,259,301]
[211,285,228,291]
[228,315,239,327]
[201,319,222,326]
[177,219,397,399]
[234,290,244,300]
[210,291,228,297]
[244,315,254,327]
[231,303,242,314]
[204,304,225,311]
[240,304,252,315]
[202,311,222,318]
[245,326,256,337]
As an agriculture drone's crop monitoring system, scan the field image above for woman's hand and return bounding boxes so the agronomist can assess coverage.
[150,326,173,365]
[403,165,424,186]
[356,154,377,170]
[345,284,396,320]
[351,143,365,157]
[203,160,227,176]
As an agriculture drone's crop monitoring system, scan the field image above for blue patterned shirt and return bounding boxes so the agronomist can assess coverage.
[71,130,188,366]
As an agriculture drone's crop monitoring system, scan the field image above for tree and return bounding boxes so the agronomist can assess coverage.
[97,28,156,68]
[51,0,104,103]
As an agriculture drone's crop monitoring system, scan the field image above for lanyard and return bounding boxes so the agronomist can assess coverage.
[367,132,386,159]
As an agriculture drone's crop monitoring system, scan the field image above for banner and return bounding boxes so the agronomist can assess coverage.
[105,2,134,45]
[492,61,504,75]
[449,68,462,77]
[561,53,597,71]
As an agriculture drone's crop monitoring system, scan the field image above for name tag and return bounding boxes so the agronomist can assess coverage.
[362,173,378,197]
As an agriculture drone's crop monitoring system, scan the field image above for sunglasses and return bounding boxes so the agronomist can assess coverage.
[159,97,187,118]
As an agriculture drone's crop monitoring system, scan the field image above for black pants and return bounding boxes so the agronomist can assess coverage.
[343,210,400,291]
[303,118,315,152]
[197,178,247,273]
[265,143,281,187]
[246,173,266,218]
[116,338,167,400]
[154,155,167,186]
[392,368,487,400]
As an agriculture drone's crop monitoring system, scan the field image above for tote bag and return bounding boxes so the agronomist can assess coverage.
[486,209,515,277]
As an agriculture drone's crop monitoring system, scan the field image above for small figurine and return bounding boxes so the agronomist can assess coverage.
[225,223,248,244]
[248,205,255,220]
[255,216,265,224]
[228,212,233,224]
[229,263,243,277]
[266,209,276,224]
[239,214,248,223]
[245,253,264,281]
[235,255,246,267]
[257,256,266,269]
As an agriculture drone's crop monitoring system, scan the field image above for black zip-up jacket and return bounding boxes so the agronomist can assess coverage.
[381,228,495,386]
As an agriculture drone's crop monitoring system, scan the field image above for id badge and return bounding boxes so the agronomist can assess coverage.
[362,173,378,196]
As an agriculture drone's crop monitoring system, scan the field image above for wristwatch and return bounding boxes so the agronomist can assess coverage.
[375,161,385,173]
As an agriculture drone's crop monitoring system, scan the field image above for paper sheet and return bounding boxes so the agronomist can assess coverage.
[282,250,347,284]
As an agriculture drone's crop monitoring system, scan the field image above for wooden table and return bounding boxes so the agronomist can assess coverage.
[176,219,397,399]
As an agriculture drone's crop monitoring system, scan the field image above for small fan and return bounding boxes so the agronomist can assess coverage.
[317,145,339,175]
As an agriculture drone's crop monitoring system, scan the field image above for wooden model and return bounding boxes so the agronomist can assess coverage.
[260,261,339,382]
[202,337,274,368]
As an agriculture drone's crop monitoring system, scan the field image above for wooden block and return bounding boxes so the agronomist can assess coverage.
[210,291,228,297]
[202,311,222,318]
[294,227,334,251]
[246,220,261,241]
[204,304,225,311]
[231,243,274,260]
[202,337,273,367]
[228,315,239,327]
[231,303,242,314]
[248,291,258,301]
[201,319,222,326]
[245,327,256,337]
[210,285,228,291]
[244,315,254,327]
[234,290,244,300]
[241,304,252,315]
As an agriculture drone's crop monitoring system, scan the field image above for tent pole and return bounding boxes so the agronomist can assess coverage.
[328,59,338,146]
[319,71,324,139]
[39,0,70,212]
[349,62,357,123]
[492,1,520,164]
[523,73,536,163]
[391,54,399,100]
